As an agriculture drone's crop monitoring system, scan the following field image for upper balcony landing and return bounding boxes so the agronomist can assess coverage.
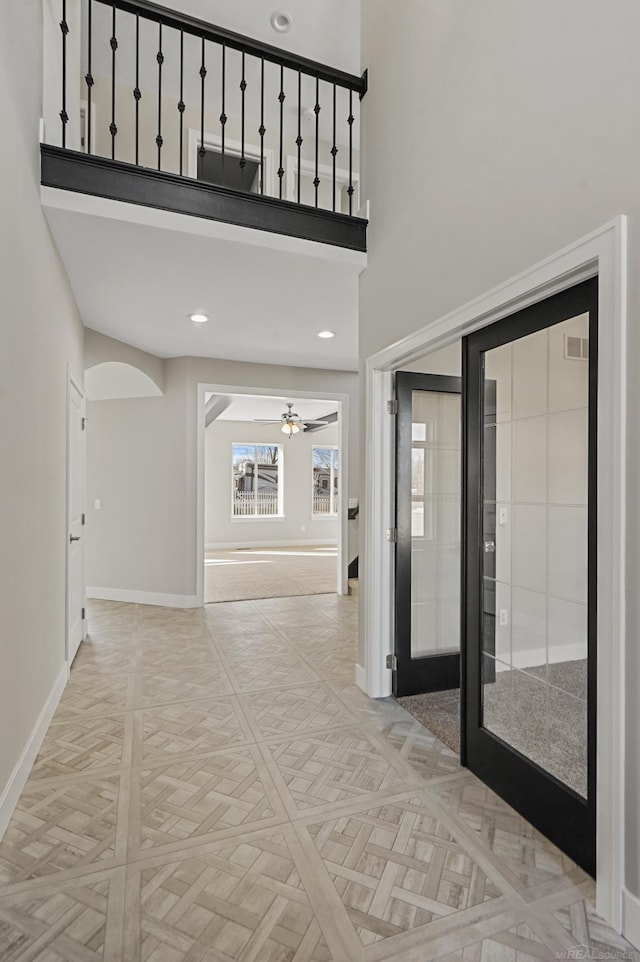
[41,0,368,252]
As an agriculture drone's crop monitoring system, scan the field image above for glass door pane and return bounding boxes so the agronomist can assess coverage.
[394,372,461,697]
[411,390,461,658]
[463,276,597,875]
[481,315,589,797]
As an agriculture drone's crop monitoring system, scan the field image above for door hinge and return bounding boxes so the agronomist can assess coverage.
[81,417,87,430]
[386,527,398,543]
[387,399,398,415]
[81,513,86,525]
[386,653,398,671]
[81,607,85,620]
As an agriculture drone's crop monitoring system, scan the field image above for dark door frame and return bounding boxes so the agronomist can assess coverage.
[461,277,598,876]
[393,371,461,697]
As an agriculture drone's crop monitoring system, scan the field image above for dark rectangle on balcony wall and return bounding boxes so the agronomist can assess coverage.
[197,152,260,194]
[40,146,367,253]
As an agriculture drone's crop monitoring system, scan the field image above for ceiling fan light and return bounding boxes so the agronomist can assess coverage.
[281,421,300,435]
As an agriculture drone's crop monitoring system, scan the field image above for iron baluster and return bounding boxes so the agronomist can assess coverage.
[278,65,285,199]
[331,83,337,211]
[133,12,140,165]
[296,70,302,204]
[60,0,68,148]
[240,50,246,180]
[85,0,93,154]
[220,43,226,182]
[110,1,117,159]
[314,77,320,208]
[156,22,164,170]
[348,89,354,216]
[178,29,185,175]
[199,37,206,164]
[259,57,265,195]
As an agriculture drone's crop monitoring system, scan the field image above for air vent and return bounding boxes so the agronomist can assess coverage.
[564,334,589,361]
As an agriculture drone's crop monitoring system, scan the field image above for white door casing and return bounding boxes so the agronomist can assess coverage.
[66,369,85,665]
[361,217,627,932]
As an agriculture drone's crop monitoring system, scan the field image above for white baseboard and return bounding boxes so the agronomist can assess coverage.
[355,663,366,693]
[0,664,68,840]
[87,587,199,609]
[206,539,338,550]
[623,888,640,950]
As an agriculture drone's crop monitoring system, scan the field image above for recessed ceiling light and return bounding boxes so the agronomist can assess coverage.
[317,330,336,339]
[189,313,209,324]
[270,11,292,33]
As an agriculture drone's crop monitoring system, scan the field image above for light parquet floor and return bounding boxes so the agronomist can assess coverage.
[0,595,635,961]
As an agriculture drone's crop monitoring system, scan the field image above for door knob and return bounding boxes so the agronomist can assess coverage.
[69,534,81,543]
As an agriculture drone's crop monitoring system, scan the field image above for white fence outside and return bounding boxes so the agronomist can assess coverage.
[313,495,337,516]
[233,491,279,517]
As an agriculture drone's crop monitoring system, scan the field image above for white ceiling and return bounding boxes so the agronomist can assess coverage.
[212,394,337,422]
[43,195,361,370]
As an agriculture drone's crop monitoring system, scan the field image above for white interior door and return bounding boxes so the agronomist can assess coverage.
[67,371,85,664]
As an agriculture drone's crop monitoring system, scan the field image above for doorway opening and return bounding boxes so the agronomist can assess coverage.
[200,390,344,604]
[390,282,598,873]
[363,219,626,926]
[391,342,463,755]
[66,367,86,666]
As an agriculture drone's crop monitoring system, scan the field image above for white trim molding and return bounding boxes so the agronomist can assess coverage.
[354,663,367,692]
[362,217,627,933]
[0,665,68,840]
[285,154,360,213]
[622,889,640,951]
[87,587,199,608]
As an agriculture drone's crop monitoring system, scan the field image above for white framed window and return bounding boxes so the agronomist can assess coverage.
[312,446,339,517]
[232,443,283,518]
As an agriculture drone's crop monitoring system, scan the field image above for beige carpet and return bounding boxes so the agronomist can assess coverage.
[204,544,337,603]
[397,689,461,756]
[398,658,588,797]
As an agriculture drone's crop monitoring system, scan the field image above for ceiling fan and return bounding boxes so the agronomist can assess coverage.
[254,402,331,436]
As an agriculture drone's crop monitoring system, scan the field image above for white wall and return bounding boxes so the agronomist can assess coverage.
[85,347,358,601]
[0,4,84,828]
[402,343,461,377]
[359,0,640,912]
[205,418,338,547]
[85,394,183,596]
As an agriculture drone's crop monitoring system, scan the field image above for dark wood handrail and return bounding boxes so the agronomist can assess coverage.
[92,0,368,96]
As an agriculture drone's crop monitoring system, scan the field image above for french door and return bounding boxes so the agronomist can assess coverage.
[462,278,597,875]
[393,372,462,697]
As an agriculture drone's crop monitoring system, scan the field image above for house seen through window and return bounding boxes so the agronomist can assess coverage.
[312,446,339,516]
[232,444,282,517]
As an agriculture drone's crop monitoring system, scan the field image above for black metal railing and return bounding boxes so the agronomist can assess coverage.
[53,0,367,218]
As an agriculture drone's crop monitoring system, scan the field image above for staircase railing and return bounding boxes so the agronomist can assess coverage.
[48,0,367,217]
